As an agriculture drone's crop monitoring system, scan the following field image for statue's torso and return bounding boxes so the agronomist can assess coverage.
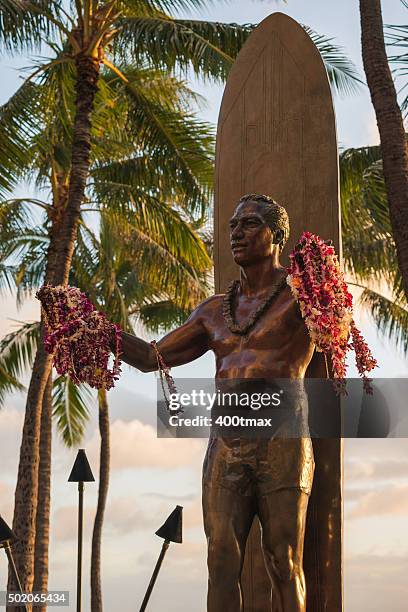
[200,285,315,380]
[200,285,316,496]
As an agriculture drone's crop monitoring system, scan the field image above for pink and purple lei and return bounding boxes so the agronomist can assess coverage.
[37,285,122,390]
[287,232,377,394]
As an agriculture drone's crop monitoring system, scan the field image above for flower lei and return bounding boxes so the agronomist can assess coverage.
[37,285,122,390]
[287,232,377,394]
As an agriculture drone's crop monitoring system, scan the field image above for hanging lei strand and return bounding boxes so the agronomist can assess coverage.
[150,340,181,414]
[286,231,377,394]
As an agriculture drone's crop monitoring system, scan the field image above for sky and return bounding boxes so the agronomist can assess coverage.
[1,1,408,611]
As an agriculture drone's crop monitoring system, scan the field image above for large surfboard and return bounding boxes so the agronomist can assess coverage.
[214,13,343,611]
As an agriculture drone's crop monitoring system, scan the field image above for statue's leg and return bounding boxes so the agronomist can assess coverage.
[202,482,256,612]
[257,488,309,612]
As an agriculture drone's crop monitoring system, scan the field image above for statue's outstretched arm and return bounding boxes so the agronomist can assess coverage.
[120,304,209,373]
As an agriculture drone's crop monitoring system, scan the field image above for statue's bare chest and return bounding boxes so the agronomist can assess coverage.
[205,287,304,355]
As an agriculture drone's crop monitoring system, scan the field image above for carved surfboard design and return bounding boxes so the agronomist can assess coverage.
[214,12,343,612]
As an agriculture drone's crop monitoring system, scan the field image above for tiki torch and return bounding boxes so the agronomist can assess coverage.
[139,505,183,612]
[68,449,95,612]
[0,514,28,612]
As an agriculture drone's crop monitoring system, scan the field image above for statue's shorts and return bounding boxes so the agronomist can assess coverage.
[202,381,315,496]
[202,435,314,496]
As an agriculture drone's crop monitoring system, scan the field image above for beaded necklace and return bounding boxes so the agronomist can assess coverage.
[222,275,287,336]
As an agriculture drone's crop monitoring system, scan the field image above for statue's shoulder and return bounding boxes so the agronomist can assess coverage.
[192,293,224,320]
[198,293,224,309]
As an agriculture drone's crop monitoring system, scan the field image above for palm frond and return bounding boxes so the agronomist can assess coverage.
[115,18,361,95]
[15,234,49,304]
[0,80,41,194]
[0,321,40,382]
[0,263,18,293]
[0,0,56,54]
[0,198,37,254]
[0,364,25,405]
[112,67,214,217]
[96,193,210,269]
[339,145,399,286]
[138,299,190,332]
[115,17,252,82]
[0,203,49,306]
[0,221,50,302]
[25,47,130,183]
[304,26,364,96]
[386,8,408,116]
[120,0,211,18]
[80,206,210,311]
[52,376,92,448]
[359,287,408,356]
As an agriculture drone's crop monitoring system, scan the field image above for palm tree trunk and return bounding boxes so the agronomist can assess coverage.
[30,172,69,602]
[7,343,52,608]
[360,0,408,300]
[32,372,52,612]
[52,54,100,282]
[8,54,100,597]
[91,389,110,612]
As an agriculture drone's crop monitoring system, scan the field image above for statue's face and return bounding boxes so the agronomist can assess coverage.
[229,200,278,266]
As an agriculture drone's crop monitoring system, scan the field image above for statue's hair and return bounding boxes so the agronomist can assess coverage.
[238,194,290,253]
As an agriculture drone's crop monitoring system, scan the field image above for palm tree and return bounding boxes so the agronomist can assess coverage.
[359,0,408,301]
[0,204,208,611]
[0,0,362,592]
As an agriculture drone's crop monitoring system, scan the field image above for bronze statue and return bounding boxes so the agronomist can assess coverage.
[120,193,326,612]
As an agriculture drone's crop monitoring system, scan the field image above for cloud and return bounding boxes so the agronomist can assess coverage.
[345,459,408,481]
[53,499,159,542]
[53,492,204,541]
[143,492,196,502]
[183,496,204,530]
[0,295,39,337]
[0,407,24,472]
[344,487,370,502]
[348,485,408,519]
[345,553,408,611]
[53,505,95,541]
[102,493,204,535]
[345,438,408,459]
[104,496,160,535]
[87,419,206,471]
[0,481,14,521]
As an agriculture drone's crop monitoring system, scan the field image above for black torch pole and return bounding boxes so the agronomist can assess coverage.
[138,505,183,612]
[76,481,84,612]
[0,514,29,612]
[139,541,170,612]
[4,545,29,612]
[68,449,94,612]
